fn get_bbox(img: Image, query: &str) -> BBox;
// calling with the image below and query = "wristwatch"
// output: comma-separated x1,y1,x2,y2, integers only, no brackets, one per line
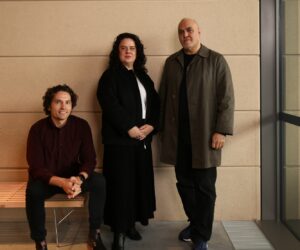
78,174,86,183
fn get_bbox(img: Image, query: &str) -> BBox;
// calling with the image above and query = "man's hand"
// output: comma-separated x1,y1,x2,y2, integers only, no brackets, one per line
211,133,226,150
59,178,75,197
60,177,81,199
68,176,82,199
49,176,82,198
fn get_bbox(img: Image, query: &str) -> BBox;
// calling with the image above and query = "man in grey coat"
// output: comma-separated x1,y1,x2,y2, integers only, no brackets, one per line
159,18,234,250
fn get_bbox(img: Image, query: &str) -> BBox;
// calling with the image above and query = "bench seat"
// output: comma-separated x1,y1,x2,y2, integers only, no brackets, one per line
0,182,85,208
0,181,86,246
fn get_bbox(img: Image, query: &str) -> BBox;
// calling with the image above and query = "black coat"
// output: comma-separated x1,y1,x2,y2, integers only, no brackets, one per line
97,65,160,146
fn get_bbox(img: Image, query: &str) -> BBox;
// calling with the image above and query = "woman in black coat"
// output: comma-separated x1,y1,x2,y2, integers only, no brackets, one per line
97,33,160,250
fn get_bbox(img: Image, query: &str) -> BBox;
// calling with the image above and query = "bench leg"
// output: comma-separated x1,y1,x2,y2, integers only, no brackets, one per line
53,208,59,247
53,208,75,247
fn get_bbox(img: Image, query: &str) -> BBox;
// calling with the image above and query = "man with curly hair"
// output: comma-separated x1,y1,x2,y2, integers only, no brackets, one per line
26,84,106,250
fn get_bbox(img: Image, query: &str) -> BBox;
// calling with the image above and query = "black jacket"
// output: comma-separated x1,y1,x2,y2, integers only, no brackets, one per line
97,65,160,145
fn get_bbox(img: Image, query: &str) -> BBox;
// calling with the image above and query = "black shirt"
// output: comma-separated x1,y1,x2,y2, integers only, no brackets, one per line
177,53,196,167
178,53,196,145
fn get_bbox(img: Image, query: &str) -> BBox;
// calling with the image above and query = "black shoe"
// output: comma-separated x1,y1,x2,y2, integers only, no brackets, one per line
35,240,47,250
126,226,142,240
178,224,192,242
193,240,208,250
112,233,125,250
89,229,107,250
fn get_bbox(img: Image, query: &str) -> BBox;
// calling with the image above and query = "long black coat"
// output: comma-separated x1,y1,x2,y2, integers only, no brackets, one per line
97,65,160,146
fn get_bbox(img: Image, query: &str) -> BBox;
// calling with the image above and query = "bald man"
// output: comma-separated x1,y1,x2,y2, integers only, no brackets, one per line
159,18,234,250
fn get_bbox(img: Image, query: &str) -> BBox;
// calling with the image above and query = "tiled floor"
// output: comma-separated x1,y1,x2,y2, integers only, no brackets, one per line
0,220,235,250
223,221,274,250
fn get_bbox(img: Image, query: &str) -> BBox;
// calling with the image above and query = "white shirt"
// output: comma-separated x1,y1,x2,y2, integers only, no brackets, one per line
136,77,147,119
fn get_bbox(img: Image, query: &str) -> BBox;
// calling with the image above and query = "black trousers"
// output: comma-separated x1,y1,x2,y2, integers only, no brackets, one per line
175,166,217,242
176,142,217,242
26,172,106,242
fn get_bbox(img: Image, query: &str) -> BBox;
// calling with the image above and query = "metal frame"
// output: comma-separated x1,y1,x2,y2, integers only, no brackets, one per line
260,0,278,221
279,112,300,126
260,0,300,222
278,0,285,225
278,0,300,240
258,0,300,247
53,208,75,247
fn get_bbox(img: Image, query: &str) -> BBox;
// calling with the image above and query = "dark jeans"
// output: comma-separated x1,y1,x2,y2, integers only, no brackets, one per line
26,172,106,242
175,163,217,242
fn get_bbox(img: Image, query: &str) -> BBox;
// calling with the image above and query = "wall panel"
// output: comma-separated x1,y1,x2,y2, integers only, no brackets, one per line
154,166,260,220
0,112,102,169
0,57,105,112
0,56,259,112
0,0,259,56
222,111,260,166
0,111,259,170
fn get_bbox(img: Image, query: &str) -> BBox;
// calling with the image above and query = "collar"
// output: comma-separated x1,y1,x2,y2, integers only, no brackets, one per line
175,44,209,66
196,44,210,58
47,115,71,130
120,64,134,73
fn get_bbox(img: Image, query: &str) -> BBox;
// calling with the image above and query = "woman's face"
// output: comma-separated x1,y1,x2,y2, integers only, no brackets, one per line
118,38,137,70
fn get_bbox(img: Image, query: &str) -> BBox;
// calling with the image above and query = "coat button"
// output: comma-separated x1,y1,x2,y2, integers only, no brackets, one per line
172,94,176,99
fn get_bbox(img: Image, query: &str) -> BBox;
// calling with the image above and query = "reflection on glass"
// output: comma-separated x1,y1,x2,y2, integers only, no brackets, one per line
283,123,300,239
283,0,300,115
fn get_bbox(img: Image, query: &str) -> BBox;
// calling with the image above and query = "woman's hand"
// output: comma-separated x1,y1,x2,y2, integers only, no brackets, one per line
128,126,145,140
139,124,154,138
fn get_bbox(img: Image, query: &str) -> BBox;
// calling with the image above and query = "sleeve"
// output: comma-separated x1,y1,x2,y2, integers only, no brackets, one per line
97,70,136,134
27,125,53,184
78,120,97,175
158,61,169,132
215,55,235,135
146,74,160,133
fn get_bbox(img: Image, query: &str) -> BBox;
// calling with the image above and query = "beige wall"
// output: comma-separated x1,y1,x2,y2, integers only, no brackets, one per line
0,0,260,220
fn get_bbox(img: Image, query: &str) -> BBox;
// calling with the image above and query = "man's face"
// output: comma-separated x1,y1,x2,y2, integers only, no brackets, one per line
49,91,72,127
178,19,200,54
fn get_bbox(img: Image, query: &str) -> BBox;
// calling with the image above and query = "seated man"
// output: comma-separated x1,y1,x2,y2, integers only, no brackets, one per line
26,84,106,250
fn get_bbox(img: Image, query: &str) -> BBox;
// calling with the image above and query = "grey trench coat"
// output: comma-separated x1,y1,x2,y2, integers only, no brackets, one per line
159,45,234,169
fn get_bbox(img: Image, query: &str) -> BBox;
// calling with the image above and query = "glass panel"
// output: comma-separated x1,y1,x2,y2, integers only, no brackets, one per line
283,0,300,115
283,122,300,239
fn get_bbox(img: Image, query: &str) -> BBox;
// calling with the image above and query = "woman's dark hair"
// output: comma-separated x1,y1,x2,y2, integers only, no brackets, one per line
109,32,147,72
43,84,78,115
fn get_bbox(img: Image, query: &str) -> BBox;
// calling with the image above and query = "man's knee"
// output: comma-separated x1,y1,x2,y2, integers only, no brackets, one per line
26,180,47,201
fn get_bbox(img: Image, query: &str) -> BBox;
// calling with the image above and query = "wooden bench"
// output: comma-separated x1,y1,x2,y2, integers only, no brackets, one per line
0,181,86,246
